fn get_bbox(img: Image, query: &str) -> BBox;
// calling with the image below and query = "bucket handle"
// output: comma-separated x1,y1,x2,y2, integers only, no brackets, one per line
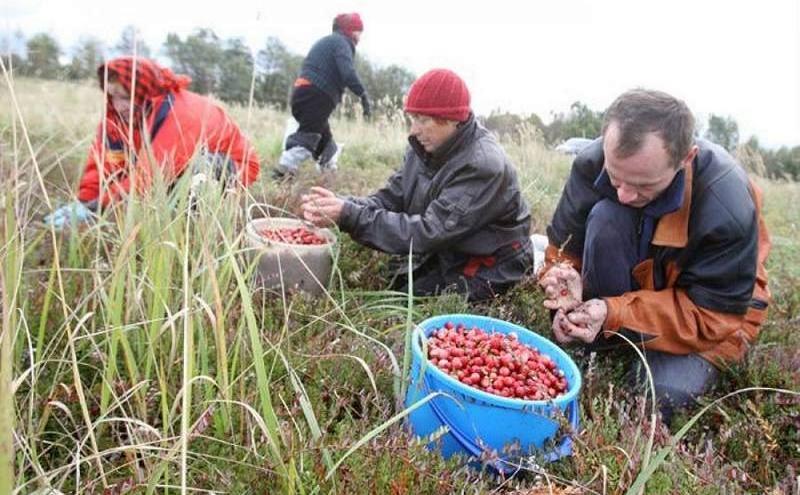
247,202,300,223
423,381,506,472
247,202,325,234
422,373,579,475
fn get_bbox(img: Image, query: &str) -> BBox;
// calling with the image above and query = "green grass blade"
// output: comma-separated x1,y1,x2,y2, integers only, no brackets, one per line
324,391,450,481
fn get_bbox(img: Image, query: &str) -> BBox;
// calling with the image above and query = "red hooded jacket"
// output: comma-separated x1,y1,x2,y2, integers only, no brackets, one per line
77,58,259,205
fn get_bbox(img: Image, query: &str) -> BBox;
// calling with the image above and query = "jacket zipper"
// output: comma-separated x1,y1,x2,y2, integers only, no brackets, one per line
636,210,645,236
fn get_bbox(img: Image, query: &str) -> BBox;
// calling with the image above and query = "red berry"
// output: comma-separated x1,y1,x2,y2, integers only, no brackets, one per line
260,226,328,245
427,324,568,401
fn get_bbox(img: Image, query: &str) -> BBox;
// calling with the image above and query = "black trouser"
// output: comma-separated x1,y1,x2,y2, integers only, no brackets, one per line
391,239,534,302
391,259,513,302
289,85,336,161
583,198,719,424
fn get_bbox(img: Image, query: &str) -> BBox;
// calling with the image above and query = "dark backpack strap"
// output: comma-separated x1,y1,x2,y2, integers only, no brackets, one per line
104,93,173,155
149,92,174,141
106,138,125,150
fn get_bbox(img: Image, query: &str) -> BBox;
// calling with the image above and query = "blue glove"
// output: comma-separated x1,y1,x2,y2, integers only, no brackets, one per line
43,201,93,230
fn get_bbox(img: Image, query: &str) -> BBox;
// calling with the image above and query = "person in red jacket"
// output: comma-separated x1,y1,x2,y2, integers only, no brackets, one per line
45,57,260,228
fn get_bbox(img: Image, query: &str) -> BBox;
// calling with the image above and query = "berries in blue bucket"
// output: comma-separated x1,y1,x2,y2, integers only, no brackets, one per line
427,322,568,401
406,314,581,474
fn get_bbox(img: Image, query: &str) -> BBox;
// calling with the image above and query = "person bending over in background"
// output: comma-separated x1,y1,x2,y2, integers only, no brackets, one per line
272,13,371,181
44,56,260,229
538,89,771,424
300,69,534,301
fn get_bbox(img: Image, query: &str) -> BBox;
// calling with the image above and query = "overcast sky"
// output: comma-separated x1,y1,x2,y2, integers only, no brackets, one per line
4,0,799,147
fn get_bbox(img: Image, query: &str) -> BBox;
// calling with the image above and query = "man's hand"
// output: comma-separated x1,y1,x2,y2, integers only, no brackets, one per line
539,263,583,312
43,201,94,230
360,94,372,119
301,186,344,227
558,299,607,344
551,309,574,344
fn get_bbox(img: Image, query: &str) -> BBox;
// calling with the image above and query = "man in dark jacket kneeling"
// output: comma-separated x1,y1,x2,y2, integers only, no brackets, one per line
301,68,534,301
539,88,771,423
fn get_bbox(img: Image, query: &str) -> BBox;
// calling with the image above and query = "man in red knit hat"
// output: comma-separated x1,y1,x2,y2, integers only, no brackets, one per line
301,68,533,301
272,13,371,180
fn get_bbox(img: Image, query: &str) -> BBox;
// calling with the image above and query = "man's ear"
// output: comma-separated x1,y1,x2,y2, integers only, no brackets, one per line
681,144,699,168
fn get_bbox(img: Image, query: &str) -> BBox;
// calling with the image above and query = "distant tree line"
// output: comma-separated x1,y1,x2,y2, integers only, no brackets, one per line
697,114,799,180
2,26,415,113
3,27,798,179
482,101,604,146
483,103,799,180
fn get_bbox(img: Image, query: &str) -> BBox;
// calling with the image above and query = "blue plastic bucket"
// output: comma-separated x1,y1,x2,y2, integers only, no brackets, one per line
405,314,581,473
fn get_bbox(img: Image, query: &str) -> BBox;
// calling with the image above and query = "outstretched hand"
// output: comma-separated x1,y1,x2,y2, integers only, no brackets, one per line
43,201,94,231
301,186,344,227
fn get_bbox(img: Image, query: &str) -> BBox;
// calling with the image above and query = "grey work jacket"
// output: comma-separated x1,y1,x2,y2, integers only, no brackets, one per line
339,115,533,287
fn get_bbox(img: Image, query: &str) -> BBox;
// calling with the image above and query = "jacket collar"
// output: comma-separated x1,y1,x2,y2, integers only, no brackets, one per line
408,113,476,169
652,160,693,248
334,31,356,53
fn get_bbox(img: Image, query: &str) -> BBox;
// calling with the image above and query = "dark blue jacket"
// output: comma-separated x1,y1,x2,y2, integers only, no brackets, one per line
546,138,771,364
299,32,366,103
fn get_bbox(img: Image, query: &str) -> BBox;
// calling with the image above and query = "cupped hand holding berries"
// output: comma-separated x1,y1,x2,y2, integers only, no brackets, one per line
551,299,607,344
550,309,573,344
539,262,583,312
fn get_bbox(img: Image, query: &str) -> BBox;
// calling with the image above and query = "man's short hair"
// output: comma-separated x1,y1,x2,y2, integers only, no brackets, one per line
602,89,695,168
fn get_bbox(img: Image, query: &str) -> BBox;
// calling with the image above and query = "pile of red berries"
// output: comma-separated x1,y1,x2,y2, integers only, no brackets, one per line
426,322,568,401
260,227,328,245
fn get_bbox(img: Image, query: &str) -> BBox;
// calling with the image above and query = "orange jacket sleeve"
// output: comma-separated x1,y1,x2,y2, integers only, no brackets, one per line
603,288,755,362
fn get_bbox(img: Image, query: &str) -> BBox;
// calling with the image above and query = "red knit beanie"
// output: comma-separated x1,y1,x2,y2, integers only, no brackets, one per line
334,13,364,40
404,69,471,122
